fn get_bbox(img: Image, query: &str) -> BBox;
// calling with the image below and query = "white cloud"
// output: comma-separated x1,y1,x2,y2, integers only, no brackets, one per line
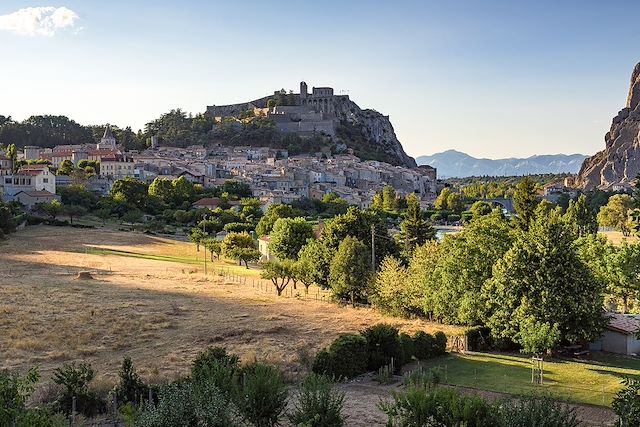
0,6,79,37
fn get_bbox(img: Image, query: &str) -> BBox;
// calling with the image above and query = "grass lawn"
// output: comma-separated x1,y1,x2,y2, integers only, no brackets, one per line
417,352,640,406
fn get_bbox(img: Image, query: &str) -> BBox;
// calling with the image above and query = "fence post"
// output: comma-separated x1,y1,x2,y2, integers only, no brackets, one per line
112,396,118,426
71,395,76,425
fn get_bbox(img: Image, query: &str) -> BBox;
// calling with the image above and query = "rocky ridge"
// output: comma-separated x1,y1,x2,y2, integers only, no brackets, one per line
577,62,640,189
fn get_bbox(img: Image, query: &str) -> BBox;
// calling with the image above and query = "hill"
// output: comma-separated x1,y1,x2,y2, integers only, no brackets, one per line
416,150,587,178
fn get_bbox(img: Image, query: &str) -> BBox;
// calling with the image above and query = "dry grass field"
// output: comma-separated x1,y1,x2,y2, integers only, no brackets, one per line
0,225,461,385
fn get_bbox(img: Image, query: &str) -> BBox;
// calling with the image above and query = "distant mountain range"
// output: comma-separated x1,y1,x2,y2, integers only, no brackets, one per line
416,150,588,178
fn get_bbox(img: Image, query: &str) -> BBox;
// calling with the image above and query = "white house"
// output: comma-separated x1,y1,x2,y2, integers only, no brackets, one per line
258,236,275,261
590,313,640,356
1,164,56,199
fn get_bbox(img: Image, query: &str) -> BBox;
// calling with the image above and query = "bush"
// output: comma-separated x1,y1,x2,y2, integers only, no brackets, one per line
398,333,415,365
466,326,494,351
412,331,434,360
612,378,640,427
136,382,196,427
361,324,402,372
288,374,346,427
52,362,104,417
447,214,461,222
433,331,447,355
403,367,440,389
114,356,147,406
380,386,496,427
234,363,288,427
191,346,240,400
495,394,580,427
312,334,368,379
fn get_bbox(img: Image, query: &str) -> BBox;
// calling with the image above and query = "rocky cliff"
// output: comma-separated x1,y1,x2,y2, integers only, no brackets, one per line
207,89,417,168
577,62,640,189
333,99,417,168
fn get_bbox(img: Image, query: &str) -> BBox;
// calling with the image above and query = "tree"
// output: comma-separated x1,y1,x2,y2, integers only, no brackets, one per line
62,204,87,224
189,227,206,252
329,237,370,305
57,159,74,176
110,177,149,210
58,184,97,209
598,194,634,236
203,238,222,261
321,207,398,269
469,201,493,218
428,211,514,325
434,188,452,211
371,256,408,316
261,259,295,296
512,177,539,231
483,208,606,353
612,378,640,427
255,204,299,236
564,194,597,237
398,193,436,254
240,197,263,224
5,143,16,172
221,232,259,268
36,199,62,219
382,186,397,211
269,217,314,260
148,178,175,206
606,241,640,313
297,239,332,289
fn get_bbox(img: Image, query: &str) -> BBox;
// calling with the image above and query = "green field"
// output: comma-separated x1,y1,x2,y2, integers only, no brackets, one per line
416,352,640,406
81,247,264,278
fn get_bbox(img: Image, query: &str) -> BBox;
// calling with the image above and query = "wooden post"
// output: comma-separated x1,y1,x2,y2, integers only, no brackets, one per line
71,395,76,425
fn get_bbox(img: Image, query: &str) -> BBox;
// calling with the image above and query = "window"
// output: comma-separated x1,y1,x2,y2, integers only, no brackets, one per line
43,178,48,183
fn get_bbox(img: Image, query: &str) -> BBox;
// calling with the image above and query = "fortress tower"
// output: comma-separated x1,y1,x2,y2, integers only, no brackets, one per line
300,81,308,99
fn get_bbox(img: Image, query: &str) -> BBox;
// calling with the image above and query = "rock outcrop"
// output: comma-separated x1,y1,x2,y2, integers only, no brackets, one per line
577,62,640,189
206,83,417,168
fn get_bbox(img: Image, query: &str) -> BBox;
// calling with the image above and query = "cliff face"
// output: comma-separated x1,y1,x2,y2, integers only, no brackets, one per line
333,98,417,168
577,63,640,189
207,91,417,168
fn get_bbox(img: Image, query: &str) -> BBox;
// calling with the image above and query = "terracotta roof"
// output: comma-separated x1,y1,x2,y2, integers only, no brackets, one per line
607,312,640,335
258,236,270,242
192,197,220,206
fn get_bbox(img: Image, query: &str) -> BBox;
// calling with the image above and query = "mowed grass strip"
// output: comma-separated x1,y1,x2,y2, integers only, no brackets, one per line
81,247,263,277
418,352,640,406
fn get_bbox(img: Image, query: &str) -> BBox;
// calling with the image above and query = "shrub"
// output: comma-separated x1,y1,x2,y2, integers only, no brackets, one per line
52,362,104,417
0,368,40,425
193,380,237,427
398,333,415,365
403,367,440,389
361,324,402,372
288,374,346,427
412,331,434,360
312,334,368,379
612,378,640,427
433,331,447,355
191,346,239,397
447,214,461,222
466,326,493,351
136,382,196,427
495,394,580,427
114,356,147,406
234,363,288,427
380,386,496,427
311,350,331,377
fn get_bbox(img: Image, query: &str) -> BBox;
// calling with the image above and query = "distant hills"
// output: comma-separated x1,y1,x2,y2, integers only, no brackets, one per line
416,150,588,178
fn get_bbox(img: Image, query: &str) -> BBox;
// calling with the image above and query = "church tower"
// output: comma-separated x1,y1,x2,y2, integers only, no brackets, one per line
98,124,117,150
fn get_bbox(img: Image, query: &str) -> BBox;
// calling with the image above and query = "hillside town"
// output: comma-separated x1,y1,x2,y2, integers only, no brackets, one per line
0,125,438,210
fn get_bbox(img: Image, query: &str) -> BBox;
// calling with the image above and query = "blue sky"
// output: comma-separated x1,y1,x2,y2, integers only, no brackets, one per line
1,1,639,158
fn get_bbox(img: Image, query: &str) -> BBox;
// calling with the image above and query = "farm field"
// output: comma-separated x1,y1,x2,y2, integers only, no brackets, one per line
0,225,460,382
0,225,636,426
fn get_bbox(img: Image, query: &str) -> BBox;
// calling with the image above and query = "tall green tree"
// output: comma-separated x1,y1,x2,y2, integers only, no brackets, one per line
512,177,539,231
469,201,493,218
110,177,149,210
261,259,295,296
329,237,370,305
598,194,634,236
382,186,397,212
320,207,398,269
255,204,299,237
483,208,606,353
398,193,436,254
428,211,514,325
297,239,332,289
221,232,259,268
606,241,640,313
269,217,314,260
564,194,597,237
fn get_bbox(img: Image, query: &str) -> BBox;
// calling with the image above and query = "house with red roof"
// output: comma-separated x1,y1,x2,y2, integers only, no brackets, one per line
590,312,640,355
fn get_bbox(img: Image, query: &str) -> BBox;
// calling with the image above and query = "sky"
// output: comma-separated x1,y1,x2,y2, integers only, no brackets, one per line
1,1,640,159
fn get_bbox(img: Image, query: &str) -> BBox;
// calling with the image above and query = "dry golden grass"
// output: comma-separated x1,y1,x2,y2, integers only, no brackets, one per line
0,225,462,385
600,230,639,245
